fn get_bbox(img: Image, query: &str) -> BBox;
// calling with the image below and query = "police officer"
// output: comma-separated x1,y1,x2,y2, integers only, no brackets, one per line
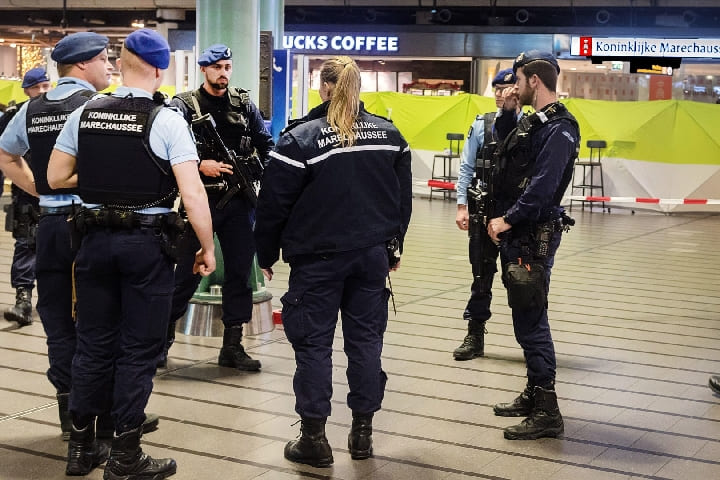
161,43,274,370
49,28,215,478
488,50,580,440
1,68,50,326
0,32,114,440
453,68,521,361
255,56,412,467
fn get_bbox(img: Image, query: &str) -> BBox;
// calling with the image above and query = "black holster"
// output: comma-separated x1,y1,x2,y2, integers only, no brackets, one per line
502,259,547,310
4,202,39,245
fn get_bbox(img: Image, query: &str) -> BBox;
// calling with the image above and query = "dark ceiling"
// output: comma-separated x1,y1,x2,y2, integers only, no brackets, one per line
0,4,718,48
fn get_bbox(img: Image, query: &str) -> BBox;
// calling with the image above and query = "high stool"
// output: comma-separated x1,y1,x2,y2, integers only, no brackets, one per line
430,132,463,200
570,140,606,212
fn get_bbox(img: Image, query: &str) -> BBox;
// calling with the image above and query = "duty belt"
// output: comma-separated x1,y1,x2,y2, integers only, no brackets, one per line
39,205,75,215
82,208,166,229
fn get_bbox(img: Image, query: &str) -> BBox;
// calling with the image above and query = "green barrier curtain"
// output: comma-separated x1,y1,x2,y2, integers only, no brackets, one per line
304,91,720,166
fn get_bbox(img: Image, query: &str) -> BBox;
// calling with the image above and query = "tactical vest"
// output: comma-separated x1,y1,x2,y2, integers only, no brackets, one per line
175,87,253,156
492,102,578,206
25,90,95,194
76,95,177,209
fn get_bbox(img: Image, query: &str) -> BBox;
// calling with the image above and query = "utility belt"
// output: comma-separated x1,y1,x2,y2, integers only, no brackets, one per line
68,207,188,261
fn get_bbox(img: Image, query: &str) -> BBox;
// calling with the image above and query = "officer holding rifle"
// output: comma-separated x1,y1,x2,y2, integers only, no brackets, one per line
162,44,274,371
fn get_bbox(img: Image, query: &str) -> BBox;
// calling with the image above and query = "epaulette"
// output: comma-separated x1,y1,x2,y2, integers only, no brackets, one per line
280,118,307,136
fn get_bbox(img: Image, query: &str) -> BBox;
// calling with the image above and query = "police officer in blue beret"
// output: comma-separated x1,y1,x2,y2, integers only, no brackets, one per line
0,31,116,442
49,28,215,479
452,67,523,361
0,68,50,327
160,43,274,371
488,50,579,440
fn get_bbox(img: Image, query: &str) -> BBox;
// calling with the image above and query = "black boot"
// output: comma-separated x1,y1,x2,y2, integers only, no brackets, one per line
453,320,486,360
493,384,534,417
96,413,160,441
103,426,176,480
66,422,109,476
57,393,73,441
284,418,333,468
4,287,33,326
348,413,373,460
503,386,564,440
217,326,261,371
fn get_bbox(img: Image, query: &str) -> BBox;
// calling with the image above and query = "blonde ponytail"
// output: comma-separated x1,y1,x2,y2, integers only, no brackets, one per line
321,56,361,147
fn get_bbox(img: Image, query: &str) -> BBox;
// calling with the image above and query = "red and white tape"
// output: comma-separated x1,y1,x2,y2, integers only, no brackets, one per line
568,196,720,205
428,182,720,206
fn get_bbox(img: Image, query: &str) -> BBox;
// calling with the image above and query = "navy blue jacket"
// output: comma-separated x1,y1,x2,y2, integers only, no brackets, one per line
494,104,579,226
255,102,412,267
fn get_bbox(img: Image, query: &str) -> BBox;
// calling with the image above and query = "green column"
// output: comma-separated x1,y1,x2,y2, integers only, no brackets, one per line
196,0,260,103
260,0,285,50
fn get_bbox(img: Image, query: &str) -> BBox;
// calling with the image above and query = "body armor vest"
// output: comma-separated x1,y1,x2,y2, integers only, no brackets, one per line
492,102,578,206
26,90,95,194
76,95,177,209
176,87,252,156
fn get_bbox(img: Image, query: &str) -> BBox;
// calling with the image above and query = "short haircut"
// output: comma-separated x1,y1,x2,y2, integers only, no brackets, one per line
521,60,558,92
56,63,73,77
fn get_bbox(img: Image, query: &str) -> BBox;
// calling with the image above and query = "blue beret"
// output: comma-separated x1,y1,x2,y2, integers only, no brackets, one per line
492,68,516,87
513,50,560,74
198,44,233,66
22,67,50,88
124,29,170,69
51,32,109,64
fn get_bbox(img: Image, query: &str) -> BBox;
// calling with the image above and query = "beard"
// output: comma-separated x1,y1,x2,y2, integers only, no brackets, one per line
519,86,535,107
208,78,229,90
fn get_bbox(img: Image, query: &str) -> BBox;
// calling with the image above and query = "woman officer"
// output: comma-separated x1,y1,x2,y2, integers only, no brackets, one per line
254,56,412,467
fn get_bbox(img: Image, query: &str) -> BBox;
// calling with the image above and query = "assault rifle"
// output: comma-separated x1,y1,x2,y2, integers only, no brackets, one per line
191,113,264,209
467,142,498,276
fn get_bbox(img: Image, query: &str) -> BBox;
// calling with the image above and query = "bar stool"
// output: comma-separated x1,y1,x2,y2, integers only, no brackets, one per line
430,132,463,200
570,140,606,212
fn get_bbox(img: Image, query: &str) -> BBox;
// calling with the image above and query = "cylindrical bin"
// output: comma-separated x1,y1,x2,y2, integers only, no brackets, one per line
175,234,274,337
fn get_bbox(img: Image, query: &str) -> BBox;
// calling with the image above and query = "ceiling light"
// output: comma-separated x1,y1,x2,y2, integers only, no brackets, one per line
131,20,145,28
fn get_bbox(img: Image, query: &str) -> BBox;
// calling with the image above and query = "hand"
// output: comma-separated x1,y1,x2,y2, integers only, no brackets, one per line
193,248,216,276
199,159,233,177
261,267,273,281
502,86,520,112
487,216,511,243
456,205,469,231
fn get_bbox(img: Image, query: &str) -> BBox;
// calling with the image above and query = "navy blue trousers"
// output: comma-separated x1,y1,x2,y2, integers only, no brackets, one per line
464,229,499,329
10,187,38,289
499,230,562,388
282,244,390,419
70,228,173,432
171,193,255,326
35,214,77,393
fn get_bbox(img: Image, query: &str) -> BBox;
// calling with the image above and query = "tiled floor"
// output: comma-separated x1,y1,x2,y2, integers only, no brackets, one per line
1,197,719,479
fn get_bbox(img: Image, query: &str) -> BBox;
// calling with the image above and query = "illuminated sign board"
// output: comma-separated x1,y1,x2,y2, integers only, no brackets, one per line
283,35,399,52
571,36,720,58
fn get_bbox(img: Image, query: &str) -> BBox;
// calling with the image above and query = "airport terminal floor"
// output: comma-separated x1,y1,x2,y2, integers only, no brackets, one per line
1,196,719,480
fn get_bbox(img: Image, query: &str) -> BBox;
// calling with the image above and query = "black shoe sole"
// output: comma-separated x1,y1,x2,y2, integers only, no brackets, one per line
503,426,564,440
103,465,177,480
349,448,373,460
493,409,532,417
4,311,32,326
284,453,334,468
217,357,261,372
453,351,484,361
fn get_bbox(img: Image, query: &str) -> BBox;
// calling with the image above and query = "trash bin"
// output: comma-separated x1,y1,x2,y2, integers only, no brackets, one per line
175,234,274,337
